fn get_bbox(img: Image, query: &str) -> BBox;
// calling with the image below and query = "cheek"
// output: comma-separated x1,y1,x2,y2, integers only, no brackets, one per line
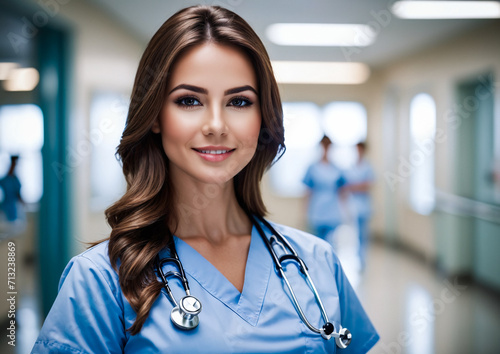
160,108,194,144
239,113,262,148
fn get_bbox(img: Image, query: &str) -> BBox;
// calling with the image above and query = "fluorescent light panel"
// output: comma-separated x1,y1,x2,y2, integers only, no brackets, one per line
266,23,376,47
0,62,19,80
392,1,500,19
271,61,370,85
3,68,40,91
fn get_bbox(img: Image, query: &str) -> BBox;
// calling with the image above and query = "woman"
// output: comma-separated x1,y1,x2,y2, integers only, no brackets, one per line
303,136,347,240
33,6,379,353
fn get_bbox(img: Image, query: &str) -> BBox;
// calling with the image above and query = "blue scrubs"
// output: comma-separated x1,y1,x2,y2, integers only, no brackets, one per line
345,158,374,269
303,161,346,240
32,220,379,353
0,174,21,221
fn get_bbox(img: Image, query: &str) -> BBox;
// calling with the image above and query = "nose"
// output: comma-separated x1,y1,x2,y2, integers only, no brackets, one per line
202,106,228,136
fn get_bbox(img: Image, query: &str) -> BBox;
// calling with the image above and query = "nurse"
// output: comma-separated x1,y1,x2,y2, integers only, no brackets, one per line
303,136,347,241
344,142,375,271
32,6,379,353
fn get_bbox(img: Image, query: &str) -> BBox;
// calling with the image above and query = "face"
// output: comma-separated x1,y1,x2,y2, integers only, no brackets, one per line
357,145,365,158
152,43,261,186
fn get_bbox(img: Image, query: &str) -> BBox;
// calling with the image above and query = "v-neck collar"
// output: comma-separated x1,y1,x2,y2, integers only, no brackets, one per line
172,224,273,326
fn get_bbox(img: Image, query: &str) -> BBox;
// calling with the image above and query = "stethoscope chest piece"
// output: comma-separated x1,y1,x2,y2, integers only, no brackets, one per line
170,295,202,330
335,327,352,349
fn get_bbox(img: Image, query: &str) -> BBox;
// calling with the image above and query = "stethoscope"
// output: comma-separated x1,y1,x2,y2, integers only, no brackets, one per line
154,214,352,349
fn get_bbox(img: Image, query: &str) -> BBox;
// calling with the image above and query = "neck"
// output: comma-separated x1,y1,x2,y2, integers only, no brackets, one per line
170,176,251,245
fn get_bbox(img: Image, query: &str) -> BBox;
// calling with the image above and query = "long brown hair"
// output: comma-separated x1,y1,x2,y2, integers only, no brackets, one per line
104,5,285,334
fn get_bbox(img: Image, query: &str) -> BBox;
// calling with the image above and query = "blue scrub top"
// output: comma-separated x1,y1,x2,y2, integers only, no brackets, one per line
0,174,21,221
345,159,374,219
303,161,346,229
32,220,379,353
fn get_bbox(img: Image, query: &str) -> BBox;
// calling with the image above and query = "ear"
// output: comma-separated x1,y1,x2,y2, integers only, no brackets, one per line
151,118,161,133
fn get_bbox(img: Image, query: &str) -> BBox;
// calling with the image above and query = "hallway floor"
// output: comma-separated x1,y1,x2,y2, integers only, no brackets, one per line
356,241,500,354
2,237,500,353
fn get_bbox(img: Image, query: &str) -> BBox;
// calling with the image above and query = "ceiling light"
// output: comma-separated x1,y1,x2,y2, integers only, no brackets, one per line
271,61,370,85
3,68,40,91
391,1,500,19
266,23,376,47
0,63,19,81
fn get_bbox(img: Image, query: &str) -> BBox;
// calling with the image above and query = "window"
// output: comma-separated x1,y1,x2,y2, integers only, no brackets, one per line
323,102,367,169
269,101,367,197
89,92,128,210
409,93,436,215
270,102,323,197
0,104,44,204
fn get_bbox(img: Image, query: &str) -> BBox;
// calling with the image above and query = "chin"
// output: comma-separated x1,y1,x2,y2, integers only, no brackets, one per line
200,171,238,185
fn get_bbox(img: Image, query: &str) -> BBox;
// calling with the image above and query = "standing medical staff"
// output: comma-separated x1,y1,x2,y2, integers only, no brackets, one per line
303,136,347,241
0,155,23,222
32,6,379,353
344,142,375,270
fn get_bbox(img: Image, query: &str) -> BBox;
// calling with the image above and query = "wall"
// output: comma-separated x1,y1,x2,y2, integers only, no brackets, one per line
266,20,500,288
371,21,500,287
13,0,145,252
54,1,145,252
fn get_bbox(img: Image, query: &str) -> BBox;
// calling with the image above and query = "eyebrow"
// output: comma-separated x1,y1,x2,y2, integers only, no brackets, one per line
169,84,258,96
224,85,258,96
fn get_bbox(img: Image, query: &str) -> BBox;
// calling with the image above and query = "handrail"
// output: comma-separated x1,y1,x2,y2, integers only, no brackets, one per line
434,190,500,225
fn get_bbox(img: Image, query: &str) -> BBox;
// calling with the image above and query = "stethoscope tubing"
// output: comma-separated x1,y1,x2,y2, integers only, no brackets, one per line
154,214,351,347
251,215,332,334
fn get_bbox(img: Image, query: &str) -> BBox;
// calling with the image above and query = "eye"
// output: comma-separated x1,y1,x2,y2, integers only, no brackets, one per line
175,96,202,107
229,96,253,108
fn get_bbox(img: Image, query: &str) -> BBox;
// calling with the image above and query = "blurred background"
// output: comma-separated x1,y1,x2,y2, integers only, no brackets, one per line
1,0,500,353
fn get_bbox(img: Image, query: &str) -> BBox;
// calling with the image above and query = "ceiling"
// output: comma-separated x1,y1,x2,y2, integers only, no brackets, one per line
87,0,496,69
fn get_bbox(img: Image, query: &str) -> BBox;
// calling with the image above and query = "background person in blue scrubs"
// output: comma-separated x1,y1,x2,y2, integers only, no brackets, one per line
0,155,23,222
33,6,379,353
343,142,375,271
0,155,26,237
303,136,347,241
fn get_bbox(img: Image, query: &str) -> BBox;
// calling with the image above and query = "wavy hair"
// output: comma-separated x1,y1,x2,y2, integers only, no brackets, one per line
103,5,285,334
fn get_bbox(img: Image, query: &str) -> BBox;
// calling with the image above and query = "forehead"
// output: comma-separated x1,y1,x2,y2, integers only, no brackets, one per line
167,43,258,91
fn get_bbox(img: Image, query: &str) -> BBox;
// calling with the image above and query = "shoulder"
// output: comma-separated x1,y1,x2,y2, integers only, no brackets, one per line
306,161,324,172
61,241,120,297
76,240,113,267
68,240,113,273
270,222,326,248
361,158,374,170
267,221,340,268
304,163,316,175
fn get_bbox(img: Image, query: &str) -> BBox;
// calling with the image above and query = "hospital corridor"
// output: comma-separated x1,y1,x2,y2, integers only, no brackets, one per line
1,1,500,353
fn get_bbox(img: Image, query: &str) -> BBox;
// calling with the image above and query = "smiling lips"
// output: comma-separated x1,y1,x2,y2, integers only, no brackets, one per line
192,146,236,162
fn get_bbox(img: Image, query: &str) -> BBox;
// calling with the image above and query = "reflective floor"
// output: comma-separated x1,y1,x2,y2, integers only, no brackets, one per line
355,242,500,354
2,232,500,354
